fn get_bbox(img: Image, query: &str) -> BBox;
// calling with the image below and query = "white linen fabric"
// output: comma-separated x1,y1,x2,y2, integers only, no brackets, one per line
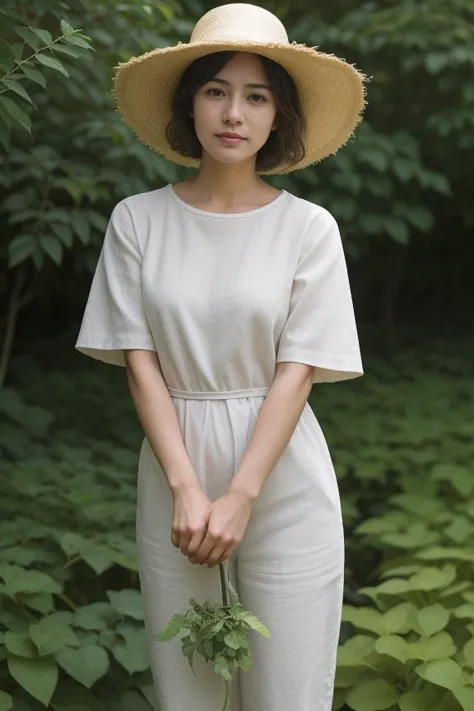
76,183,363,711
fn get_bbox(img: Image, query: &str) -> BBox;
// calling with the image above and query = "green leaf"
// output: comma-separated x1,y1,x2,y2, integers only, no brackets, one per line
51,223,73,248
36,54,69,77
409,566,456,592
346,679,398,711
107,589,144,621
417,605,450,637
453,686,474,711
29,616,78,656
40,235,63,265
455,604,474,620
14,26,41,50
440,582,473,598
342,606,383,635
1,79,33,104
52,44,82,59
235,611,270,638
415,658,464,691
154,614,185,642
383,603,417,634
86,210,107,232
364,578,412,597
0,564,62,595
48,680,106,711
57,645,109,688
0,692,12,711
74,602,119,631
81,550,113,575
224,631,241,650
60,20,75,34
111,635,149,674
463,638,474,667
431,465,471,495
21,65,46,88
375,635,409,663
213,655,232,681
8,654,58,706
0,95,31,133
72,210,91,244
408,632,456,662
4,631,37,658
425,53,449,74
384,216,409,244
429,173,451,196
392,157,414,182
30,27,53,45
404,205,434,232
63,35,92,50
337,635,376,667
361,148,389,172
0,114,11,150
418,547,474,563
445,515,472,543
399,689,439,711
58,531,88,556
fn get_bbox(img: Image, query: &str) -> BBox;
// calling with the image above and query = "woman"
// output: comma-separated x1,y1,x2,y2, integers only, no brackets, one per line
76,3,366,710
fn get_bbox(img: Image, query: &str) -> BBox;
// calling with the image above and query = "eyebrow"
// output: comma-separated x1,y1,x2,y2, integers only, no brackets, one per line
210,76,271,91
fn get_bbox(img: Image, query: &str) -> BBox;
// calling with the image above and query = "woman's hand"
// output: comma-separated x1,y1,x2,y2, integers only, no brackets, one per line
171,483,213,559
190,489,254,567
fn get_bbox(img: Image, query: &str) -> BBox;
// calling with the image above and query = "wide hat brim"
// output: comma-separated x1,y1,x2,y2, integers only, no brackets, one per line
114,39,367,175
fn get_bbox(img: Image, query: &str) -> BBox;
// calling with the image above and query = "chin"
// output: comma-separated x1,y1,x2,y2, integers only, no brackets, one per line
205,146,257,166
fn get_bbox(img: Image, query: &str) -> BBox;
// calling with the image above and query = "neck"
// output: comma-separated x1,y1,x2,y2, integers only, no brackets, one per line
189,153,265,203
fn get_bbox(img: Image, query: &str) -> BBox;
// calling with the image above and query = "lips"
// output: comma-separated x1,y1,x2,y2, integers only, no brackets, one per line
216,132,245,139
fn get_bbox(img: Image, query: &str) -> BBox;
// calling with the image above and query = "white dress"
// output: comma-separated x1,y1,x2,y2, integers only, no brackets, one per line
76,183,363,711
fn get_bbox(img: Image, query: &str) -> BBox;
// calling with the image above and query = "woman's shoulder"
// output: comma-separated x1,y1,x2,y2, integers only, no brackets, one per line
283,190,338,230
116,184,170,215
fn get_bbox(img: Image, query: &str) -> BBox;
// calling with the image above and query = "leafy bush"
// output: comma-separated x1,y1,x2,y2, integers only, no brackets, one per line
324,343,474,710
0,353,154,709
1,339,474,708
335,473,474,710
0,449,156,709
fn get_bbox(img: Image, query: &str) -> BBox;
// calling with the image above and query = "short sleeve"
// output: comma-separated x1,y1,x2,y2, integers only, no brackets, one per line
75,200,156,367
276,208,363,383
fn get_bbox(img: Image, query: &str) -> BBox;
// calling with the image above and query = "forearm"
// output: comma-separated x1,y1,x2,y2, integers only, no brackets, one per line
123,350,199,494
228,362,315,502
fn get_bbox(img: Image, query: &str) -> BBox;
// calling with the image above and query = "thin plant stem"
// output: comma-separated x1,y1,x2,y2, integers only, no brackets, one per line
222,679,232,711
219,561,229,607
1,33,77,82
219,562,233,711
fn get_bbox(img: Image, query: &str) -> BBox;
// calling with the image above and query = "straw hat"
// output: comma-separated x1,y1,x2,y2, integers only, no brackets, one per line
114,3,367,174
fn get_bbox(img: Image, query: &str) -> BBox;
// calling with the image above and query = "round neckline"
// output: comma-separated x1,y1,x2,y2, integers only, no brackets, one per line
167,183,288,218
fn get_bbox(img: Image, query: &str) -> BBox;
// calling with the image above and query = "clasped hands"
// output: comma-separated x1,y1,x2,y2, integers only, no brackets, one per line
171,482,254,567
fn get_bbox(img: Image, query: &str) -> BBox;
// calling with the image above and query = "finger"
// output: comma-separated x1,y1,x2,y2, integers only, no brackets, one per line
206,540,236,567
194,532,217,564
187,529,207,560
171,523,180,548
178,531,192,557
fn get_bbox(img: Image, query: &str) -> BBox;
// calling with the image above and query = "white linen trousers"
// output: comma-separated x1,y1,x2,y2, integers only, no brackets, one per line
76,185,363,711
137,394,345,711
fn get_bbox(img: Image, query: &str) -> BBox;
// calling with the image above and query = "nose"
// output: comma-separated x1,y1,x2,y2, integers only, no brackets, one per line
223,94,244,125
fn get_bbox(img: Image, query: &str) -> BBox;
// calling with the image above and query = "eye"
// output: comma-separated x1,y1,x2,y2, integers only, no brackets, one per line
248,93,268,103
205,87,224,97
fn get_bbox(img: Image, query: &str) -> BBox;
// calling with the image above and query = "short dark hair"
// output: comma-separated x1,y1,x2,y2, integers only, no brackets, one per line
165,51,306,172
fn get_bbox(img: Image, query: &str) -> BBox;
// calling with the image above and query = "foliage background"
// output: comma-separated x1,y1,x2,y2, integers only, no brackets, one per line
1,0,473,709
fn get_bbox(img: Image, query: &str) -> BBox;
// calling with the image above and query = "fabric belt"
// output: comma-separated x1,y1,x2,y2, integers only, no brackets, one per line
167,386,270,400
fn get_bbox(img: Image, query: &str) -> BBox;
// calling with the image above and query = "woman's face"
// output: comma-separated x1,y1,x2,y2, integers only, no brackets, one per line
192,52,277,167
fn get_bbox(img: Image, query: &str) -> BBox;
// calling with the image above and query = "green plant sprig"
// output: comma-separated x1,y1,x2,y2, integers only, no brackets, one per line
154,561,270,711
